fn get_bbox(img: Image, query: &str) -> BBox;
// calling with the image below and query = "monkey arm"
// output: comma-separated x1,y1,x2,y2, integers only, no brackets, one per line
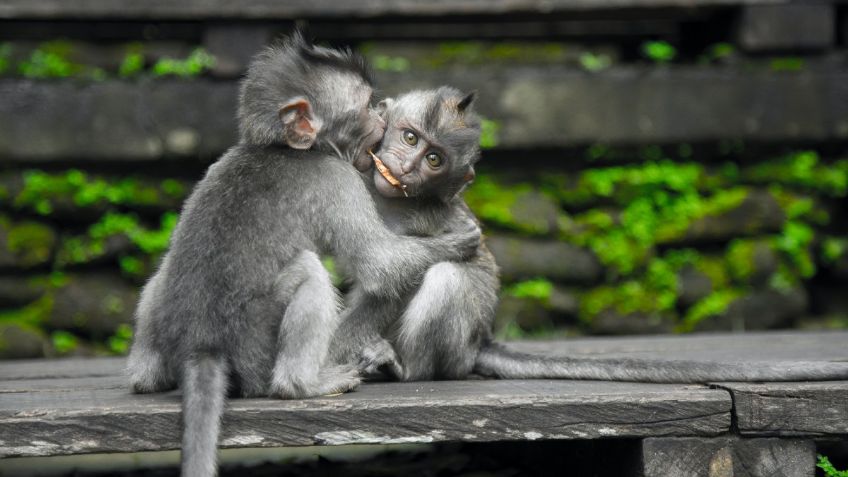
312,161,482,300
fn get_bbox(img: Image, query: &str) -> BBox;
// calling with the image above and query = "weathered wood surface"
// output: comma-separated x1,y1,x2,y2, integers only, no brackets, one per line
0,376,730,457
508,331,848,366
713,381,848,437
642,437,816,477
1,331,845,457
0,0,794,20
3,67,848,161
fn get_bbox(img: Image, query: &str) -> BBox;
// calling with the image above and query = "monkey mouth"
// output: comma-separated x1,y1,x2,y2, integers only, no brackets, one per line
369,150,408,197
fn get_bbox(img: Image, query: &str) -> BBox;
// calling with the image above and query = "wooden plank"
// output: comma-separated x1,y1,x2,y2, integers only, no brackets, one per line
642,437,815,477
0,358,124,381
507,331,848,363
0,378,731,457
736,4,836,52
3,66,848,162
712,381,848,437
0,0,791,20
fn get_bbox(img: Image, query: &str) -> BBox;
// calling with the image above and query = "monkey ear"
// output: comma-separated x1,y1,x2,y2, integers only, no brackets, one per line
279,97,321,150
463,166,476,183
376,98,394,116
457,91,476,112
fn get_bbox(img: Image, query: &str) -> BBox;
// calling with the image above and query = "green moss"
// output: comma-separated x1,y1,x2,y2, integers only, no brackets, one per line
822,237,847,264
372,54,410,72
17,41,105,80
579,280,670,323
0,43,11,75
770,57,804,72
725,239,757,283
57,211,177,267
479,119,500,149
0,294,54,327
119,44,145,78
744,151,848,197
505,278,553,302
106,323,133,355
773,220,816,279
817,454,848,477
14,169,187,215
641,41,676,63
698,43,735,64
119,255,145,276
3,217,56,267
152,48,216,78
464,176,554,235
679,288,744,331
578,52,612,72
51,330,78,354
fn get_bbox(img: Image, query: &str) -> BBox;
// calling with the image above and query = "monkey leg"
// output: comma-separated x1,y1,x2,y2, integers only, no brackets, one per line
269,250,360,399
329,286,405,378
127,328,177,393
394,262,494,381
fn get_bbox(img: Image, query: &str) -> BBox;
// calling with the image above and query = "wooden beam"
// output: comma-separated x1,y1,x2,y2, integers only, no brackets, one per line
0,377,730,457
0,0,792,21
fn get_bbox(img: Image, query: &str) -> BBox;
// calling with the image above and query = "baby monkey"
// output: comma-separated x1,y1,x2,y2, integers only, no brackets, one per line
127,36,480,477
332,87,848,384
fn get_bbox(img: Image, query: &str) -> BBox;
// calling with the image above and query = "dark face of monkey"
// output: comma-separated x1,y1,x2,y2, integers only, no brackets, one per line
371,87,481,203
238,31,386,170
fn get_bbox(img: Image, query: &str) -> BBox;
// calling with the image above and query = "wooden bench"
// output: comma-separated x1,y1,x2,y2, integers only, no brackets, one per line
1,330,846,476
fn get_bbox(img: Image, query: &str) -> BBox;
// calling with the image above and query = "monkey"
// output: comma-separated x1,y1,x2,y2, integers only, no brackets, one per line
330,86,848,384
126,35,481,477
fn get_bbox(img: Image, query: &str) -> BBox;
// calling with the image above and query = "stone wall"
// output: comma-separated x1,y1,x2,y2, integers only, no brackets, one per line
0,1,846,358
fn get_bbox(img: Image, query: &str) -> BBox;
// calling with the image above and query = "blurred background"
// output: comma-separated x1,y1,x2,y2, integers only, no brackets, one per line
0,0,847,361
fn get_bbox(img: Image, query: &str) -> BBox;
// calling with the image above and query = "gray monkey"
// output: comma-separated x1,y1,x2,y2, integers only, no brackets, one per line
127,36,480,477
332,86,848,384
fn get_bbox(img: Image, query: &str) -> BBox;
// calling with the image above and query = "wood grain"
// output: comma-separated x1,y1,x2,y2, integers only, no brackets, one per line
0,378,730,457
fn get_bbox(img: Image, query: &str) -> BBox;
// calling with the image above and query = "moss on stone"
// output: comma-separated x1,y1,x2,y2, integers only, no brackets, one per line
3,218,56,267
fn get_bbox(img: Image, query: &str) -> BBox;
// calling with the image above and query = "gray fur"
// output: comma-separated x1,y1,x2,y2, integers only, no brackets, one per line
330,87,498,380
333,87,848,385
128,37,480,477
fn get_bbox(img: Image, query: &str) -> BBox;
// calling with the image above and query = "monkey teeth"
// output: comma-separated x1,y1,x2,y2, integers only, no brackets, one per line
368,150,408,197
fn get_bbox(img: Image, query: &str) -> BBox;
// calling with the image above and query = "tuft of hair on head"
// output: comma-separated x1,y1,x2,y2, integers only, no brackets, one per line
237,28,373,148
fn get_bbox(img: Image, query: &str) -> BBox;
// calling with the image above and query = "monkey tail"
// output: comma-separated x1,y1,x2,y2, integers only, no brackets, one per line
473,341,848,383
181,352,229,477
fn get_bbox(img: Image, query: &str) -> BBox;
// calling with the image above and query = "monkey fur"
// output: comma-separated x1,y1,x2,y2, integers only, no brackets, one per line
127,36,481,477
332,86,848,384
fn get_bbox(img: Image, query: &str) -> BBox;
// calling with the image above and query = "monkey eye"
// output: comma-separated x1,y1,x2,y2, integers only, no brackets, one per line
425,152,443,168
402,129,418,146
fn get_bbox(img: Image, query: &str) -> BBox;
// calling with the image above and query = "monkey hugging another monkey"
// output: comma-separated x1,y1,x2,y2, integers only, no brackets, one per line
127,31,848,477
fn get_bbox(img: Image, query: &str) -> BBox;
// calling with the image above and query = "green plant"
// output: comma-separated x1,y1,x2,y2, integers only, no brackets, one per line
506,278,554,302
372,54,410,72
480,119,501,149
152,48,216,78
119,47,145,78
14,169,187,215
770,57,804,72
680,288,744,331
641,41,676,63
0,43,11,74
822,237,847,264
817,454,848,477
699,43,735,63
107,324,133,355
51,330,79,354
579,52,611,72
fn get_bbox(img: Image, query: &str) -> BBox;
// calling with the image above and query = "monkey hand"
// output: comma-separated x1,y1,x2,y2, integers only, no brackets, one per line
444,215,482,260
358,338,403,380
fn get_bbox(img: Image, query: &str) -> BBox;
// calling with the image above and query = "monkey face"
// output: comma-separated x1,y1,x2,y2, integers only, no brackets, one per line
371,90,480,202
